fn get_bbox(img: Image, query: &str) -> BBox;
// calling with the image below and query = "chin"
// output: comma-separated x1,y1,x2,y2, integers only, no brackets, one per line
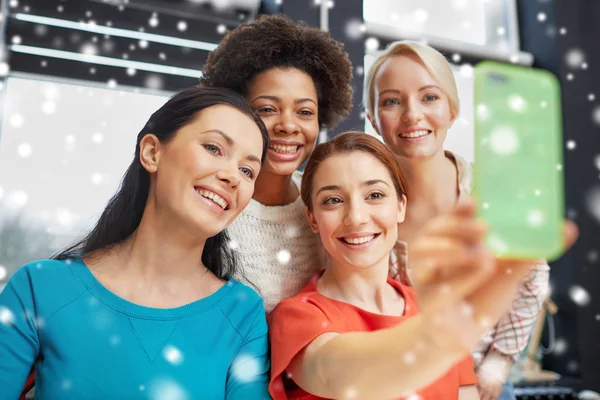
265,162,302,177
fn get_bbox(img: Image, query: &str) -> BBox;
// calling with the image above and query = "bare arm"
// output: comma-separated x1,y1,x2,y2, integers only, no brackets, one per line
288,315,468,400
459,385,481,400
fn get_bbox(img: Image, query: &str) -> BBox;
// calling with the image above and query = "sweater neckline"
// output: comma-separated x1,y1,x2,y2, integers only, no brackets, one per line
71,259,236,320
241,172,307,222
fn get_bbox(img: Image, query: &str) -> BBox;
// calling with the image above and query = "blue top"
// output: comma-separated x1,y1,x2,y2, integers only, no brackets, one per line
0,259,270,399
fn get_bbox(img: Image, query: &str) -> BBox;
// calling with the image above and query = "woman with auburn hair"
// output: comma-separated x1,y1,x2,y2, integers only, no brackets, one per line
267,132,578,400
200,14,354,313
364,40,554,400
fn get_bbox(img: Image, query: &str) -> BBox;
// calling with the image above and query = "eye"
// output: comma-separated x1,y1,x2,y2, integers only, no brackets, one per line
382,98,400,106
240,167,255,179
299,109,314,116
423,94,439,102
203,144,222,155
323,196,342,205
368,192,386,200
257,106,276,114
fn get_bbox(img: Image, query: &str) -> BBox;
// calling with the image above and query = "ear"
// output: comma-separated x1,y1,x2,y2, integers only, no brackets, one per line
305,206,319,233
366,112,381,136
139,134,161,173
397,194,407,224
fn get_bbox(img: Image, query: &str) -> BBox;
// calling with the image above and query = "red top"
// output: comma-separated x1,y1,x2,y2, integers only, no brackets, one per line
268,272,477,400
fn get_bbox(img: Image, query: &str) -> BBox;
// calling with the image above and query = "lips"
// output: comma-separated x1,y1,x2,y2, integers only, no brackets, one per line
194,187,230,210
267,141,304,162
341,235,376,244
269,144,299,154
399,129,431,139
338,233,381,246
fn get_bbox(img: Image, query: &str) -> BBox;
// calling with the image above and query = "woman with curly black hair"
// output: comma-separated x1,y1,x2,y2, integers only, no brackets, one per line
200,14,354,312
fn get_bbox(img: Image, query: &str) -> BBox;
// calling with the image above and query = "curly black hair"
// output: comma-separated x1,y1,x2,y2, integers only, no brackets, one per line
200,15,354,130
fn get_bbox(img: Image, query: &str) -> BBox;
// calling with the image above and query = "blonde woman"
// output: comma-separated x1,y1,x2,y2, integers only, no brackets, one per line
364,41,550,400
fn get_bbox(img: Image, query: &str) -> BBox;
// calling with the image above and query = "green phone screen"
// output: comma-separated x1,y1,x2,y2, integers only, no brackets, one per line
473,61,564,260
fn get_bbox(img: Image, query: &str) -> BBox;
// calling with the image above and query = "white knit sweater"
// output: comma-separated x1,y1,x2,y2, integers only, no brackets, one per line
227,172,325,313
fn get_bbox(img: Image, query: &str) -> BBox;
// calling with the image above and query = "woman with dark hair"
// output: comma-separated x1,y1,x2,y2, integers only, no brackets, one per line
200,14,354,313
0,87,272,399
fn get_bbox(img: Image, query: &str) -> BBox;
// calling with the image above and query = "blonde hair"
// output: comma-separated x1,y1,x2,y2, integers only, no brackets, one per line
364,41,460,120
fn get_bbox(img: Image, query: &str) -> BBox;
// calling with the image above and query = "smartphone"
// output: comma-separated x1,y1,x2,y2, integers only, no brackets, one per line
473,61,564,261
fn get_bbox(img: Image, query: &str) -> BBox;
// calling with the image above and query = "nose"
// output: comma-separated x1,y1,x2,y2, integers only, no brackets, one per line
215,161,241,188
274,110,300,136
343,197,369,227
401,98,424,124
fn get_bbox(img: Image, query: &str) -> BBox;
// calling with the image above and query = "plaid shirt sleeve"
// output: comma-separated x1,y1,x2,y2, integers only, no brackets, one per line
473,261,550,365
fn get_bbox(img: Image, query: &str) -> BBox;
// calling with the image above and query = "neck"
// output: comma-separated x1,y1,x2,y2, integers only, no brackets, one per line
318,256,391,311
253,170,299,206
396,150,457,211
106,201,209,281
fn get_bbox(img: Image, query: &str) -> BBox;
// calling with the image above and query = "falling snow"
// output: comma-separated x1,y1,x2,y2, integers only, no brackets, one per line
277,250,291,264
231,354,261,383
17,143,33,158
177,21,188,32
145,75,164,90
0,306,15,325
163,345,184,365
508,94,527,112
92,132,105,143
149,379,189,400
553,337,568,355
586,185,600,224
149,14,159,28
527,209,545,227
489,126,519,155
414,8,429,23
592,106,600,126
569,285,591,306
345,19,365,40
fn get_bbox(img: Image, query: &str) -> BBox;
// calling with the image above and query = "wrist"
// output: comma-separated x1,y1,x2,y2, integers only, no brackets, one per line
477,350,515,383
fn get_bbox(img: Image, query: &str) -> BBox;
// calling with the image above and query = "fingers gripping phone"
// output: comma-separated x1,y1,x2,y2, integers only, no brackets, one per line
473,61,565,260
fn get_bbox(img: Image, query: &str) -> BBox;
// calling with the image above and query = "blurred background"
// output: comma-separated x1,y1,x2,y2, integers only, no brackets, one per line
0,0,598,397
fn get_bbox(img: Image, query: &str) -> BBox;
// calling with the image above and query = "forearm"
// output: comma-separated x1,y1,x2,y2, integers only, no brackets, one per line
306,315,466,400
477,349,514,383
487,262,550,362
459,385,480,400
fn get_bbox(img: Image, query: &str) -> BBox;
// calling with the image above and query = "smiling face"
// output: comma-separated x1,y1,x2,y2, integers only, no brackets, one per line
246,67,320,177
306,151,406,270
142,104,264,238
369,55,455,160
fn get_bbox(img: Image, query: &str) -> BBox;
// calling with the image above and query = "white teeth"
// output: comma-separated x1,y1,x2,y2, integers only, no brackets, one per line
399,130,429,139
342,235,375,245
270,144,299,153
197,189,228,210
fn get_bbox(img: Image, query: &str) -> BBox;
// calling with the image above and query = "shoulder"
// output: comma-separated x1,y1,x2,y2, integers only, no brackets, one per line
2,259,87,316
218,280,267,338
8,259,82,290
387,277,419,313
445,150,473,194
292,170,304,184
268,290,333,329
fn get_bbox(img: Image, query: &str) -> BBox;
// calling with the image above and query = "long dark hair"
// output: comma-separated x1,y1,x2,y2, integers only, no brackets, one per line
54,87,269,280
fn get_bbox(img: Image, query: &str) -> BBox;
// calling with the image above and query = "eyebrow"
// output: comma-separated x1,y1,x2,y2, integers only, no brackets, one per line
202,129,261,164
378,85,442,96
315,179,390,196
250,95,317,106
